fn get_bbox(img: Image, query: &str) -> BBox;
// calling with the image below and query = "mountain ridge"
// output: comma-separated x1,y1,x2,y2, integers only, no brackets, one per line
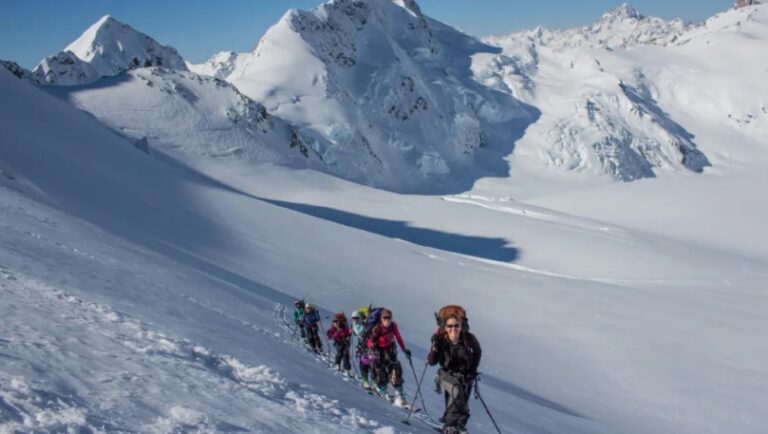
32,15,187,85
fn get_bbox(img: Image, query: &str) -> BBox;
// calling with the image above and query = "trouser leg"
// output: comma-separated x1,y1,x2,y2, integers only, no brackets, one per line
374,349,389,386
342,344,351,370
441,379,470,429
359,354,370,379
297,322,306,339
388,359,404,387
334,342,344,366
308,325,321,351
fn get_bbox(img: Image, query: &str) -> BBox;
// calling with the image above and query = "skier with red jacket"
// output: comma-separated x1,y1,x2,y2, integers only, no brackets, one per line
326,312,353,376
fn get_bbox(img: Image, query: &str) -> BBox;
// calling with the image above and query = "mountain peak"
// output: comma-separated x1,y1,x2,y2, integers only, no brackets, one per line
601,3,644,21
733,0,762,8
187,51,248,80
33,15,187,85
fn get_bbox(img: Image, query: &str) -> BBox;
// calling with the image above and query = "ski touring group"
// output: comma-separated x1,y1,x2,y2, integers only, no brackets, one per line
291,301,499,434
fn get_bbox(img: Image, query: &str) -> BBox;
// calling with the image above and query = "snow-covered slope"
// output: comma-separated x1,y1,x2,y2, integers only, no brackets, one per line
53,67,315,169
25,15,320,172
32,15,187,85
472,2,768,183
3,62,768,434
187,51,249,80
228,0,535,192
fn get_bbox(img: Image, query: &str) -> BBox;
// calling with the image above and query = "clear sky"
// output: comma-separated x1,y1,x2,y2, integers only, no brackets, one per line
0,0,731,69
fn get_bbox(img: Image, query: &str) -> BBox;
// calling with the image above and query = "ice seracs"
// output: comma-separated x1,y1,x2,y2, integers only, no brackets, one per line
474,3,734,182
32,15,187,85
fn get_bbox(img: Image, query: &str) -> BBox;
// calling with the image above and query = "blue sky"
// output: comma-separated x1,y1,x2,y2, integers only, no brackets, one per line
1,0,730,68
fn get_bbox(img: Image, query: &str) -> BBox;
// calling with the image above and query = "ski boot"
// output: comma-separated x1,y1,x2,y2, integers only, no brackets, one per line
377,384,388,397
393,385,406,407
361,378,370,389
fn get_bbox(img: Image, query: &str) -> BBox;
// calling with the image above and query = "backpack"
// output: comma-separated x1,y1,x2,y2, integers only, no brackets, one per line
355,305,370,322
435,305,469,334
362,306,384,341
334,312,348,325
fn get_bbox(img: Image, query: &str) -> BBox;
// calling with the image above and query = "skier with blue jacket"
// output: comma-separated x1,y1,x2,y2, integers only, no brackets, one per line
302,303,323,353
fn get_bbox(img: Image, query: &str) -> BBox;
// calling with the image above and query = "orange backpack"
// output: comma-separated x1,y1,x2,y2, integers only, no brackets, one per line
435,305,469,333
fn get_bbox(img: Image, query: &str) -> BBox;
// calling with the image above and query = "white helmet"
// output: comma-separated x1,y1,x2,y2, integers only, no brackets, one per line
350,310,361,319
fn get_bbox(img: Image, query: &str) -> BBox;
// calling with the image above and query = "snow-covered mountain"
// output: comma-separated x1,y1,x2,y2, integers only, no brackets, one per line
187,51,248,80
0,59,34,81
32,15,187,85
51,67,314,169
473,2,768,182
489,3,690,51
11,1,768,189
227,0,535,192
28,16,319,171
3,61,768,434
734,0,762,8
3,3,768,434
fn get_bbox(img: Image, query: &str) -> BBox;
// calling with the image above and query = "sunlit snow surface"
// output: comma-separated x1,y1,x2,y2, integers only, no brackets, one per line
2,2,768,434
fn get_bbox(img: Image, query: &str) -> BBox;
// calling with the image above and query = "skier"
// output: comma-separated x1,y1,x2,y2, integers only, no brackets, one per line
326,312,353,376
428,312,482,434
292,299,306,340
350,309,373,388
367,308,411,405
302,303,323,353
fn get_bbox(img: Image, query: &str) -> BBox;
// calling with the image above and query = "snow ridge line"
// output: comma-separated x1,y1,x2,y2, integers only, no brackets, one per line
0,268,383,433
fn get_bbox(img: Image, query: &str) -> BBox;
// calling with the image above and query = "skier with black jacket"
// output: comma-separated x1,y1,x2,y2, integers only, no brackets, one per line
428,314,482,434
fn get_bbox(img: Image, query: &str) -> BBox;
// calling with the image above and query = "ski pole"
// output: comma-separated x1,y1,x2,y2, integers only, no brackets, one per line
351,336,360,377
318,317,333,364
474,376,503,434
402,361,429,425
407,356,429,417
286,310,300,340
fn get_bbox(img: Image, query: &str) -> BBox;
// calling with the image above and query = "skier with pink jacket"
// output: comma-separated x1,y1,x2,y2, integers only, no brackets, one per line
326,312,353,376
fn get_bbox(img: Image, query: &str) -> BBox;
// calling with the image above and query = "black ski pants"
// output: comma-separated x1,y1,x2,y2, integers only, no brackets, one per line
373,346,403,387
296,320,306,339
306,323,322,352
334,341,351,370
439,370,472,429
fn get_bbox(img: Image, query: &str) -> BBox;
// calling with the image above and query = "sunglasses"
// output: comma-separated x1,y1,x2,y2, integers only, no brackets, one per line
445,324,461,329
382,316,392,320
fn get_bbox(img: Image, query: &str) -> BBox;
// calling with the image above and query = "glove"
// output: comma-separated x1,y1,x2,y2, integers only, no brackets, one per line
404,349,412,360
465,371,477,384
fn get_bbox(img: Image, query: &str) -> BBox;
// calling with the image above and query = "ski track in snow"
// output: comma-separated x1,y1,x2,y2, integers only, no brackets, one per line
439,194,740,287
0,266,386,433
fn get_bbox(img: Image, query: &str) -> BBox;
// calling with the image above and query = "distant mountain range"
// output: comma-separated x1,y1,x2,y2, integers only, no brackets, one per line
4,0,767,191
